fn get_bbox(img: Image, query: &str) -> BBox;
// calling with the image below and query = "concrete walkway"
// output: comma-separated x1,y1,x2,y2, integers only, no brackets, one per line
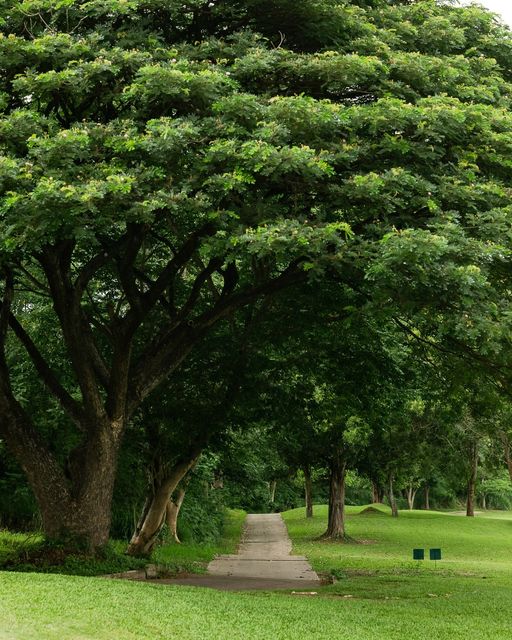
167,513,320,591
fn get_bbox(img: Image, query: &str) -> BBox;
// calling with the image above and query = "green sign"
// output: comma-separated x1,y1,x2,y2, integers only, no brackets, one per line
413,548,424,560
430,548,442,561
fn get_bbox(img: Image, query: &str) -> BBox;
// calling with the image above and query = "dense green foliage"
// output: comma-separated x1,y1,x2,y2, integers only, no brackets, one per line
1,0,512,560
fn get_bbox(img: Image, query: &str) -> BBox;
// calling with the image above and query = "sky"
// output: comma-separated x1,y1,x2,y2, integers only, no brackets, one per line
458,1,512,27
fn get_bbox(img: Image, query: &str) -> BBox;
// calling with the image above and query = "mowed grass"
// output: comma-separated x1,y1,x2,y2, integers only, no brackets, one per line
282,504,512,576
281,504,512,639
1,505,512,639
2,569,510,640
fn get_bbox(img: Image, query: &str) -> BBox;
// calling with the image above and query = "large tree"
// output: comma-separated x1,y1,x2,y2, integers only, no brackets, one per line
1,0,512,551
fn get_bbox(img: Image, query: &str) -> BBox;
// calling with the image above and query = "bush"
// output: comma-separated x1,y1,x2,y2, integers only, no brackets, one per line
0,533,147,576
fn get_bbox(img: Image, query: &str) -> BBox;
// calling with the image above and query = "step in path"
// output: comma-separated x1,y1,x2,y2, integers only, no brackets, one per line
167,513,320,591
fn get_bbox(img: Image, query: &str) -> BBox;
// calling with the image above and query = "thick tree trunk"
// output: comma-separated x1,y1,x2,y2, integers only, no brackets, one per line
322,454,347,540
423,484,430,510
127,456,198,556
0,375,122,552
303,465,313,518
388,474,398,517
466,441,478,517
406,485,417,510
11,435,120,551
44,427,121,550
0,259,130,554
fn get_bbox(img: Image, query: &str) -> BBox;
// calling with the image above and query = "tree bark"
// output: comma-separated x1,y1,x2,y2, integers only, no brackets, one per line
423,484,430,510
502,432,512,484
165,463,196,543
3,427,121,551
166,487,187,544
466,440,478,517
269,479,277,504
406,485,417,510
0,362,122,552
322,453,347,540
303,465,313,518
388,474,398,517
0,251,130,553
127,456,198,556
371,481,382,504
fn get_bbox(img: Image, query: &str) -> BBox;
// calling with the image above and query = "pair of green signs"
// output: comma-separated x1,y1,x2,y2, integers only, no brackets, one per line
413,548,442,561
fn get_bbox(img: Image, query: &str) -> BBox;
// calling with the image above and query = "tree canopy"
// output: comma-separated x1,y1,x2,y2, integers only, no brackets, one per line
1,0,512,550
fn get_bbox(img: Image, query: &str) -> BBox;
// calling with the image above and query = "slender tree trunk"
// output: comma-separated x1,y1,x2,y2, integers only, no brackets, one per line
466,441,479,517
502,432,512,484
127,456,198,556
423,484,430,510
388,474,398,517
128,479,177,557
322,453,347,540
269,479,277,504
303,465,313,518
371,481,381,504
481,494,487,510
165,464,196,543
166,487,187,544
406,485,417,510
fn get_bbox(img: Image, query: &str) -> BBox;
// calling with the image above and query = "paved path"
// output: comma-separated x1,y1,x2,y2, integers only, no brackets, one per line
167,513,320,591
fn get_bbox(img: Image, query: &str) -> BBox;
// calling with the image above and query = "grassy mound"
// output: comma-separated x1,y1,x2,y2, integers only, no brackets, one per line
357,505,387,516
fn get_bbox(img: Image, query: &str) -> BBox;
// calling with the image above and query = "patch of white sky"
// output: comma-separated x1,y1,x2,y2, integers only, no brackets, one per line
457,1,512,27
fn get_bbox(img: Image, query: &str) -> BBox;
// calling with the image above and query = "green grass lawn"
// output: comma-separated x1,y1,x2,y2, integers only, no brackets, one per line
281,504,512,639
1,505,512,639
282,504,512,576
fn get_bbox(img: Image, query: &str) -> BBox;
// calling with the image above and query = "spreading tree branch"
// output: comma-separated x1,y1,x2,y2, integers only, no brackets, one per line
8,313,86,428
126,260,306,415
